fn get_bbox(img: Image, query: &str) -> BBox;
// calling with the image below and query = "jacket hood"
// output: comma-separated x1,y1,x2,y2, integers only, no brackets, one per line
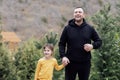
68,18,87,28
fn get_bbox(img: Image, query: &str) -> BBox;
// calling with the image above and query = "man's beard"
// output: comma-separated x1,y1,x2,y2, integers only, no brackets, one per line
75,18,83,23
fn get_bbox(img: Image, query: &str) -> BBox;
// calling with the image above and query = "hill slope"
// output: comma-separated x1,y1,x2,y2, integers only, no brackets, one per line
0,0,119,40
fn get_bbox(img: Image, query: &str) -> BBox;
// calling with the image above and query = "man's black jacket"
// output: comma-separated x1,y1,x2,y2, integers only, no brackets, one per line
59,19,102,62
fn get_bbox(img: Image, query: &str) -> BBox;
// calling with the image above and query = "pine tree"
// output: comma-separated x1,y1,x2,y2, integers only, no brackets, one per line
45,32,58,46
0,32,15,80
90,4,120,80
14,38,42,80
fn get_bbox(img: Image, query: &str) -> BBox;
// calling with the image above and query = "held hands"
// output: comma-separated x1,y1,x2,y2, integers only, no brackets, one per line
62,57,70,66
84,44,93,52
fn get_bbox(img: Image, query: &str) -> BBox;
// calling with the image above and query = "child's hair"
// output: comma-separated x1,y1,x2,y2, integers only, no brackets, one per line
43,43,54,51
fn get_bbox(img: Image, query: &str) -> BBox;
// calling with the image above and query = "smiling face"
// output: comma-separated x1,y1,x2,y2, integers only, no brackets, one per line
73,8,85,22
43,47,53,59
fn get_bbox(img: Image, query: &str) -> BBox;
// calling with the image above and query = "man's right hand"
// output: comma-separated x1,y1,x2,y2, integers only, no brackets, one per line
62,57,70,65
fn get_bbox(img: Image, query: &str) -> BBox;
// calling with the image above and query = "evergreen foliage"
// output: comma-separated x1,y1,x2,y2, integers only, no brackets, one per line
45,32,58,46
14,38,42,80
0,32,15,80
90,4,120,80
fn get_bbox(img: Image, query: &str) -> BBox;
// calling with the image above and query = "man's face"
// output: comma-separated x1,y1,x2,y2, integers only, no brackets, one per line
73,8,85,21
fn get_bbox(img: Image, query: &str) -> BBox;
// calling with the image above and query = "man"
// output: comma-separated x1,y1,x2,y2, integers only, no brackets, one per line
59,7,102,80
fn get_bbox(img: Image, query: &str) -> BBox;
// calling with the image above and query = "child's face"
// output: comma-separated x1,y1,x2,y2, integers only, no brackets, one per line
43,47,53,58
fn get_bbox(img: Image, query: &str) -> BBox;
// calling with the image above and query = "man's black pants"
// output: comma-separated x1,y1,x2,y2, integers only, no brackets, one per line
65,60,91,80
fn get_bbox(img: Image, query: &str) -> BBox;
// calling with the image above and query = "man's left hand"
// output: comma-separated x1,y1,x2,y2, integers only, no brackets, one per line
84,44,93,52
